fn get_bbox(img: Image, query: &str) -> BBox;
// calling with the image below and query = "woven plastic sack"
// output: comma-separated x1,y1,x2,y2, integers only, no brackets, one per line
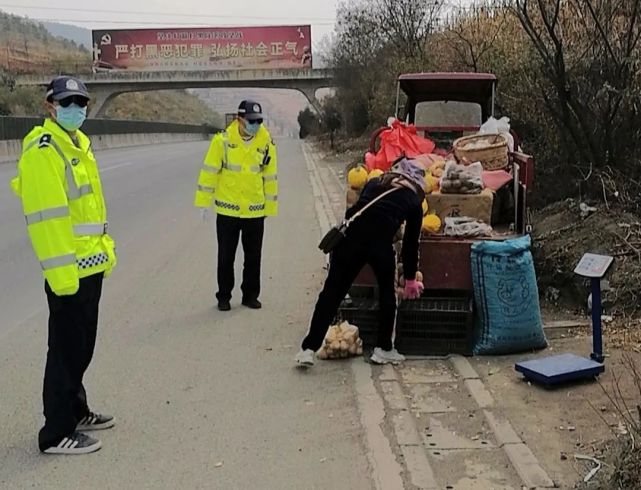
471,235,547,355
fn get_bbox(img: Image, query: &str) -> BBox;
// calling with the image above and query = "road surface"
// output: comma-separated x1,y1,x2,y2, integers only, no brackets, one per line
0,140,374,489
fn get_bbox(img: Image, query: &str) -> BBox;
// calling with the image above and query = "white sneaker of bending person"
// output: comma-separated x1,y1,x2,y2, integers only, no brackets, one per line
295,349,315,368
370,347,406,365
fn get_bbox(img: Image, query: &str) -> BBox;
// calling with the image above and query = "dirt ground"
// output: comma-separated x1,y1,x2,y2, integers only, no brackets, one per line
532,199,641,317
470,331,641,489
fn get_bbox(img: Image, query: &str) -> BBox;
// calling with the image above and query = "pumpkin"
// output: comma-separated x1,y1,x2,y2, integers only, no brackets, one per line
347,166,368,189
367,168,384,181
422,214,442,233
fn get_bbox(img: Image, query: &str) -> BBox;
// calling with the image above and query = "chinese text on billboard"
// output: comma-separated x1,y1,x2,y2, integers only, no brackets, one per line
92,26,312,72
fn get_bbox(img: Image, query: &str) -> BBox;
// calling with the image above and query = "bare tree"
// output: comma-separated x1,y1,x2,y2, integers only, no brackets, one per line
374,0,443,63
514,0,641,188
328,0,445,134
441,3,510,72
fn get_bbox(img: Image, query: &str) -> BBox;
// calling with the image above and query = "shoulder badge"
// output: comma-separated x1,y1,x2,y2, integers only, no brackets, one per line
38,134,52,148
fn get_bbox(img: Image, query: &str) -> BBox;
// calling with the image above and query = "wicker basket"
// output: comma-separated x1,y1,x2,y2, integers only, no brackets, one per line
453,134,509,171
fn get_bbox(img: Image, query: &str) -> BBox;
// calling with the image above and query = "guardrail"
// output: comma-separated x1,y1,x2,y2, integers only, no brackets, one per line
0,116,219,141
16,68,334,86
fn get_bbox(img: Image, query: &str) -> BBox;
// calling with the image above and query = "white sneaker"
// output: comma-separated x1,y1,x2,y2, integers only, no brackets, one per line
295,349,315,368
370,348,406,365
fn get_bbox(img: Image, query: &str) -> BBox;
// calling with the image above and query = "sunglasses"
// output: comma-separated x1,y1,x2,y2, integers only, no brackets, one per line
58,96,89,108
245,118,263,125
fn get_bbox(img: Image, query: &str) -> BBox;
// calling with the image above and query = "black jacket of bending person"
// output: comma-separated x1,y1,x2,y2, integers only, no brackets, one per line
344,177,423,281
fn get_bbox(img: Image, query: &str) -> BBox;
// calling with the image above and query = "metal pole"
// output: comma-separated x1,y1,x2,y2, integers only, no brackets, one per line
513,160,520,232
590,277,604,363
395,81,401,120
491,82,496,117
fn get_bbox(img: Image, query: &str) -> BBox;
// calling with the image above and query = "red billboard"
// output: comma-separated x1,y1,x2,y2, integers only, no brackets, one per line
92,26,312,72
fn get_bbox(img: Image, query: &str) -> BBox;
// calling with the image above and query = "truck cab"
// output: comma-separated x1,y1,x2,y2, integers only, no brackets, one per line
358,72,535,293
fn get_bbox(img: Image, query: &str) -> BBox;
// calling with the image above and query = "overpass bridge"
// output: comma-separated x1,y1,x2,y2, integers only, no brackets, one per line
16,68,333,118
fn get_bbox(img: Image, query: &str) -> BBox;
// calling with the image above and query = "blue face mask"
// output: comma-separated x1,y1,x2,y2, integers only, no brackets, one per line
245,121,261,136
56,104,87,131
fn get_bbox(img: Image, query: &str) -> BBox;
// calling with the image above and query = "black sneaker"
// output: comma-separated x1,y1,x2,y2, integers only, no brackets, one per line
42,432,102,455
218,300,231,311
77,412,115,431
242,299,262,309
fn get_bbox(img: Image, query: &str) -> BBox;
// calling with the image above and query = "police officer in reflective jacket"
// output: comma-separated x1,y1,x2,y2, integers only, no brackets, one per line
195,100,278,311
11,76,117,455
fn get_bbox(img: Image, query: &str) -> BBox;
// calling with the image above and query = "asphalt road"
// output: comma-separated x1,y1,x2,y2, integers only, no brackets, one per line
0,140,373,489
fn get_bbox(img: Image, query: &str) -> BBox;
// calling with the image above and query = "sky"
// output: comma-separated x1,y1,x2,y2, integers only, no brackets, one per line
0,0,339,52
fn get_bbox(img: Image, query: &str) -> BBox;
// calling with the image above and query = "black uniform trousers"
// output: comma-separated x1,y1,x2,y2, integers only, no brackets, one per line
302,235,397,352
216,214,265,302
39,273,103,451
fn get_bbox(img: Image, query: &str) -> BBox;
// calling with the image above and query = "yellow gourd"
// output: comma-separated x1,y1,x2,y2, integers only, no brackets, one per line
425,174,440,193
367,169,384,181
422,214,442,233
347,166,368,189
422,200,429,216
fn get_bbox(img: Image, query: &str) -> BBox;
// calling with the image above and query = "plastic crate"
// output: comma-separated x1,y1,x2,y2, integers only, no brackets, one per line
396,292,474,356
336,297,379,347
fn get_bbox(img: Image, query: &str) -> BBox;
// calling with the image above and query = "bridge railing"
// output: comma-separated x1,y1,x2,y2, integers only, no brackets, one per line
16,68,334,85
0,116,219,141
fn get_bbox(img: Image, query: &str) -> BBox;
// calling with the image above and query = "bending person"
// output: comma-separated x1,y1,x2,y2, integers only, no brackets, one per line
296,158,426,367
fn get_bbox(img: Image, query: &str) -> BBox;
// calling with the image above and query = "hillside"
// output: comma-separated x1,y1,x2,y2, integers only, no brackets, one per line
192,87,323,137
106,91,224,127
41,22,92,50
0,11,222,125
0,11,89,74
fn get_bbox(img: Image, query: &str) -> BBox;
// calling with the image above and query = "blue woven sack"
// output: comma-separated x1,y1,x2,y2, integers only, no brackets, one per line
472,235,547,355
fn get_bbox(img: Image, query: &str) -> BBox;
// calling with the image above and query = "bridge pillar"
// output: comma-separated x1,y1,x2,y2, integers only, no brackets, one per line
89,90,121,119
299,87,323,115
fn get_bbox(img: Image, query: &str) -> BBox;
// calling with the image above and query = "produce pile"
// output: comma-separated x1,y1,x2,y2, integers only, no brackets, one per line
317,322,364,360
347,165,442,235
440,161,484,194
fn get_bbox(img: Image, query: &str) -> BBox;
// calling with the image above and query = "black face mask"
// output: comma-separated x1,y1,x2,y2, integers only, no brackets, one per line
58,95,89,108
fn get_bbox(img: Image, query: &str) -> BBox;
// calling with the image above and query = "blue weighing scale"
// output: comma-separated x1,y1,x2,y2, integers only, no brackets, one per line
515,253,614,386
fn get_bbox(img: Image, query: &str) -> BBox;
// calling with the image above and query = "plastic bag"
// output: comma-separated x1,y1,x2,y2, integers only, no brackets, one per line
479,117,514,152
443,217,492,237
440,161,483,194
413,153,446,170
367,119,436,172
482,169,512,191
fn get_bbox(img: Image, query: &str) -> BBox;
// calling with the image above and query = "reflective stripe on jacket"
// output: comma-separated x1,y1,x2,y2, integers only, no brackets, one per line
10,119,117,296
194,120,278,218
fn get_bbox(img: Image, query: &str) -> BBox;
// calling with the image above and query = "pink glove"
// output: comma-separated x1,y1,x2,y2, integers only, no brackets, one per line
404,279,424,300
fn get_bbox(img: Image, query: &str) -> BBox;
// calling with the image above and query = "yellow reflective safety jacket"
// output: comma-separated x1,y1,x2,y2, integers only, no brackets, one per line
10,119,117,296
194,120,278,218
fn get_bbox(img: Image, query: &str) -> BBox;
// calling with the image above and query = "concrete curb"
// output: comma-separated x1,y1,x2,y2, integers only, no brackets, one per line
504,443,557,488
450,355,556,489
376,366,439,489
450,354,481,379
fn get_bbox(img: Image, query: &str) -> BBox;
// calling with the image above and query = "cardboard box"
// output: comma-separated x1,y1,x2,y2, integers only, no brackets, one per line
427,189,494,224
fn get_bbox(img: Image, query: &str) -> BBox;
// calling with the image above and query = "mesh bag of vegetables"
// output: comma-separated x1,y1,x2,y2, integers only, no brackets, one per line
317,322,364,360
